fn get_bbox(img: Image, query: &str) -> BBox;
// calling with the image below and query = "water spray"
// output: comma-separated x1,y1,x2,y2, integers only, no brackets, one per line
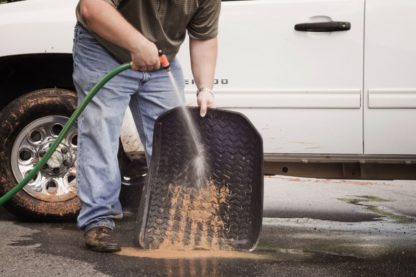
159,50,208,187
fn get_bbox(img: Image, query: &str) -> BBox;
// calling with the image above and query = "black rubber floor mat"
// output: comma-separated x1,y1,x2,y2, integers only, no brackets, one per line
135,107,263,251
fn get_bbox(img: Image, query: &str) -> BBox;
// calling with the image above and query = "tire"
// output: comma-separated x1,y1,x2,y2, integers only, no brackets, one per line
0,89,80,220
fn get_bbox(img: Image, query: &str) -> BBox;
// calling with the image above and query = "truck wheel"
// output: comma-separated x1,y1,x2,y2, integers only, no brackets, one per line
0,89,80,220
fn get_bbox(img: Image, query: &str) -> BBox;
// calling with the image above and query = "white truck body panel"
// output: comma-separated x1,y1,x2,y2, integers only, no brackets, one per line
364,0,416,155
0,0,76,55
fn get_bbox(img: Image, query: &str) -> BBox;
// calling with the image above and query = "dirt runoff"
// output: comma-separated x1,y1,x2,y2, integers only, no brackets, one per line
158,180,231,250
116,247,268,260
117,180,268,259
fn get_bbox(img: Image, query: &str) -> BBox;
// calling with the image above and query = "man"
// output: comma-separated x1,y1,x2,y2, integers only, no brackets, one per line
73,0,220,252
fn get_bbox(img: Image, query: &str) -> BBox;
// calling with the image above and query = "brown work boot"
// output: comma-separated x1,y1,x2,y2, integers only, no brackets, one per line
84,227,121,253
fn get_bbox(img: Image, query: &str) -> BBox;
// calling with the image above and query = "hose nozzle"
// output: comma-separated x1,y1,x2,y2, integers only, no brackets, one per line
158,50,170,70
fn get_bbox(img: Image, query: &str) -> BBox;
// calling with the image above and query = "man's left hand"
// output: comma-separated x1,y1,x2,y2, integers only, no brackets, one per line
197,88,215,117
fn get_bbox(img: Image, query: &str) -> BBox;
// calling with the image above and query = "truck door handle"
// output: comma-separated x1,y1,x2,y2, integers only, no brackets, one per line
295,21,351,32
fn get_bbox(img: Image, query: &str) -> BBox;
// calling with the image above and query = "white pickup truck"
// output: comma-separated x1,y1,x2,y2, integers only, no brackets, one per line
0,0,415,219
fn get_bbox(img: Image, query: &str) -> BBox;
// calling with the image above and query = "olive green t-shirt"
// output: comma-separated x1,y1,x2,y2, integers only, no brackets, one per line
76,0,221,62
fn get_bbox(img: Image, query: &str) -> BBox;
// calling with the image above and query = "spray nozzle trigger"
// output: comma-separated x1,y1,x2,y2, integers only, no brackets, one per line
158,50,170,70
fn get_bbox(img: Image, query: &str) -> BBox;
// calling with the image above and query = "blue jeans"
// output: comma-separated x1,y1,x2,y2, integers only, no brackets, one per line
72,24,184,231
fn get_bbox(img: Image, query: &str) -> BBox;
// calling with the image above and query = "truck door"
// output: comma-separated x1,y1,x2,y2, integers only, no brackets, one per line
364,0,416,155
178,0,365,156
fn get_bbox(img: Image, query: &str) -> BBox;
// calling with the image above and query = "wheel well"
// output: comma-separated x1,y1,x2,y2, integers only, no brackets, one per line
0,54,75,111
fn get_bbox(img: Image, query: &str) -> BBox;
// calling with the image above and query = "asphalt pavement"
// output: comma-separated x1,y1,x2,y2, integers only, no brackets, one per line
1,175,415,276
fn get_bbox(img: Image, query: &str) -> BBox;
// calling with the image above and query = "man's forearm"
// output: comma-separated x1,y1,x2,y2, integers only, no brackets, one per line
189,37,218,91
79,0,147,57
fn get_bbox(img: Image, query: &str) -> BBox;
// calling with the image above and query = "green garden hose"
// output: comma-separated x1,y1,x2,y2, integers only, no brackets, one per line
0,62,132,206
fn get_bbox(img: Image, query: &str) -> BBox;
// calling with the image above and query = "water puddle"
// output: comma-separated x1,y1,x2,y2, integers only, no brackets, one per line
338,195,416,223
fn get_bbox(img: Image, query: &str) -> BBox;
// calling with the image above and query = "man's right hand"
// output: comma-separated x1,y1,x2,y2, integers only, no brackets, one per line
130,38,160,72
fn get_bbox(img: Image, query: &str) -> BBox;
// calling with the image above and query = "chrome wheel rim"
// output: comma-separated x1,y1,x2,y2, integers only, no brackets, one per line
11,116,78,202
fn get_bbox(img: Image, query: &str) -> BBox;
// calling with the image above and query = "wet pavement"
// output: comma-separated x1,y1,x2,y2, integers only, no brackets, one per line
1,176,415,276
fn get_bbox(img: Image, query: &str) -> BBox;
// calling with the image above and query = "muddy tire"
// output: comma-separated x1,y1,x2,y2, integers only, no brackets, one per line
0,89,80,220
